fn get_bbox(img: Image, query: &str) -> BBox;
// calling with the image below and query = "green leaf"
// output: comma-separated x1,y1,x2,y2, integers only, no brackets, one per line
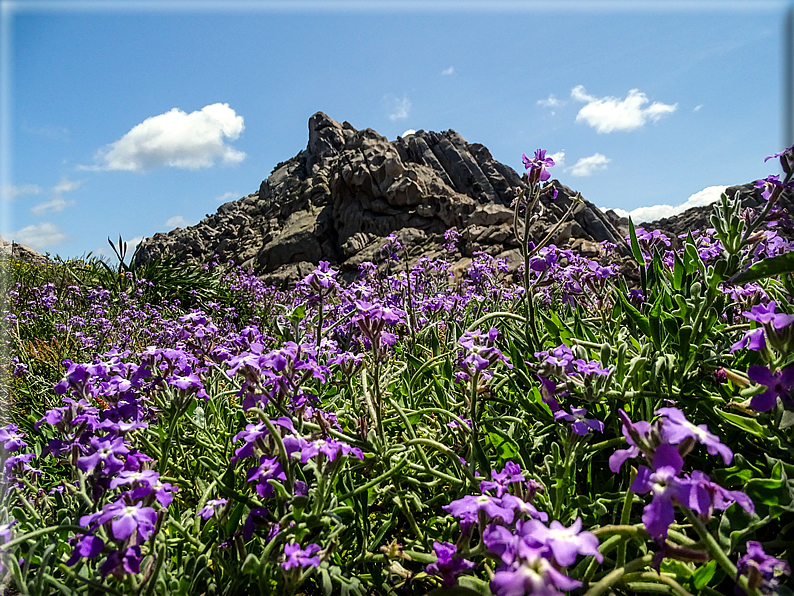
692,560,717,590
731,251,794,284
628,218,646,267
617,291,651,338
716,409,768,439
743,477,791,507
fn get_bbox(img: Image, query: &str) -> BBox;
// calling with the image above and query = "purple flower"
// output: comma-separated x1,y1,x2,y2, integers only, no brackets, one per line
247,455,286,497
243,507,270,541
287,436,364,464
442,228,462,252
66,535,105,566
0,521,15,544
730,328,767,353
426,541,476,587
522,149,555,183
688,470,754,518
458,328,512,376
655,407,733,464
742,301,794,330
480,461,526,497
737,541,791,594
631,445,690,539
109,469,160,490
81,500,157,542
500,493,548,522
765,144,794,163
609,410,653,473
282,542,322,570
302,260,338,291
522,517,603,567
197,498,228,521
535,344,574,371
554,407,604,436
489,543,581,596
746,364,794,411
76,436,130,476
536,375,560,413
0,424,26,452
443,494,515,526
100,546,142,577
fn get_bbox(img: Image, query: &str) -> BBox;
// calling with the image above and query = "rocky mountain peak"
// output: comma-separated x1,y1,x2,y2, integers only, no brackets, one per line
131,113,637,287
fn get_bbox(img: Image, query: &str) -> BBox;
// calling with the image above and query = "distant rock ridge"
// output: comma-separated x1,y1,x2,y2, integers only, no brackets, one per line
133,112,791,287
134,112,632,286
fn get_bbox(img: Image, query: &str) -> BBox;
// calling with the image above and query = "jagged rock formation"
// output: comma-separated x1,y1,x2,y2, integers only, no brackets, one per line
0,234,48,264
134,113,630,287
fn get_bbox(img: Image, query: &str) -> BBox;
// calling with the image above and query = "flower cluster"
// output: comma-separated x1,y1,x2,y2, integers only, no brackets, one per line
611,408,752,540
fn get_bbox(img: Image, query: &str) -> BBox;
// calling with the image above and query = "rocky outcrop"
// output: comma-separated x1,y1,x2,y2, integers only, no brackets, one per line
131,113,634,286
0,234,48,264
643,182,794,246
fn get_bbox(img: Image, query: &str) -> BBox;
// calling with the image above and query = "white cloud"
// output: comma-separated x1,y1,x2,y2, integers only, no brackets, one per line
441,66,455,75
86,103,245,172
385,95,411,121
93,236,145,261
571,86,677,133
548,150,565,168
165,215,190,228
215,191,237,203
605,185,728,223
31,196,74,215
694,104,703,112
537,94,562,108
53,178,82,194
7,222,68,249
2,184,42,200
30,177,81,215
401,129,416,138
569,153,610,177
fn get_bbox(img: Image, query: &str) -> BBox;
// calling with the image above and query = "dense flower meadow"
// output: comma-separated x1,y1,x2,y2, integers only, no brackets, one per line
2,145,794,596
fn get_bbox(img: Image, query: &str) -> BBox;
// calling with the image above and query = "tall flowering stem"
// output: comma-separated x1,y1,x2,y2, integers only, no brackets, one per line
514,151,581,350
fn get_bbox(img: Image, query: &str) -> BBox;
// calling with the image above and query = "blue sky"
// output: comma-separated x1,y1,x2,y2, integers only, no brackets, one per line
2,0,792,259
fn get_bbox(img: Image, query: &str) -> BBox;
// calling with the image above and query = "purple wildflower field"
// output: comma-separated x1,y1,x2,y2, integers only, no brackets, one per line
1,146,794,596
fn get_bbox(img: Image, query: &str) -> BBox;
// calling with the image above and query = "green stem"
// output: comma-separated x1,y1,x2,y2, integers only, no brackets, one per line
583,554,654,596
336,456,409,502
1,525,88,551
683,507,763,596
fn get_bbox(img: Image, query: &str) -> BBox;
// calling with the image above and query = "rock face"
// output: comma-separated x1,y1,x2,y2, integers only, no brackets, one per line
130,113,635,286
0,234,48,264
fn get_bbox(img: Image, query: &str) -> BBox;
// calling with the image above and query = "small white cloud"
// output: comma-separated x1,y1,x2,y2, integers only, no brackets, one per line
93,236,145,261
548,150,565,169
401,129,416,138
441,66,455,75
30,177,81,215
31,196,74,215
2,184,42,200
215,191,237,203
127,236,145,249
7,222,68,249
537,94,562,108
571,85,677,133
694,104,703,112
53,178,82,194
603,185,728,223
384,95,411,121
165,215,190,228
22,123,69,140
569,153,610,177
85,103,245,172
